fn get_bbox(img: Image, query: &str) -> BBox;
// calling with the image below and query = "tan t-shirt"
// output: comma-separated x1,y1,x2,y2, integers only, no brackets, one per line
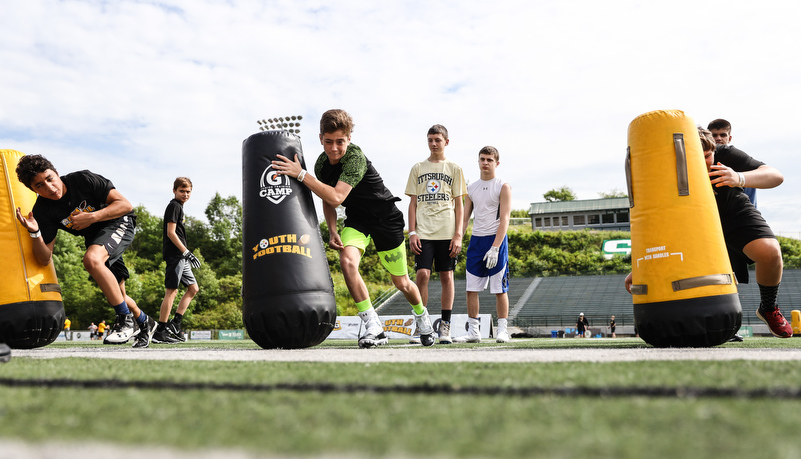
405,159,467,240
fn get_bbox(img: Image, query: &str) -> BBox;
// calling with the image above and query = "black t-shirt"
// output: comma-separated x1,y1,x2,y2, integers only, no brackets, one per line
162,198,186,260
712,144,765,227
32,170,134,244
314,143,400,222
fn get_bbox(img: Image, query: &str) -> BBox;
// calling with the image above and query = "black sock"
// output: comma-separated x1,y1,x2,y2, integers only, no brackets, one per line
158,321,168,330
173,313,183,324
758,283,780,310
441,310,452,323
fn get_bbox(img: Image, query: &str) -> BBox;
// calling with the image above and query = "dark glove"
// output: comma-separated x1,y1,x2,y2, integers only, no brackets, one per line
183,249,202,269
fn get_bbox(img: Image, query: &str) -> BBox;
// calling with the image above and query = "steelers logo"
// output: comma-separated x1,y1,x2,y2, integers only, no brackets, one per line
427,180,441,194
259,239,269,249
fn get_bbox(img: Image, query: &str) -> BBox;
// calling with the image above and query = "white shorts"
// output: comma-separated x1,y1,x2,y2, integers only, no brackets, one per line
466,266,509,294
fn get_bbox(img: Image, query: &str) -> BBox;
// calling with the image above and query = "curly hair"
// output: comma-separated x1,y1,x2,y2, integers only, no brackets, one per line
16,154,57,190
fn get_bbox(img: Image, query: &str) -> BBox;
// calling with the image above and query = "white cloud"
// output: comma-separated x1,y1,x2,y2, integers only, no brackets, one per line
1,0,800,234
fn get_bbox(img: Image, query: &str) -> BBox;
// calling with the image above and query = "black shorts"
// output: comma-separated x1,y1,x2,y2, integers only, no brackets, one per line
87,215,136,267
414,239,457,272
165,257,198,289
345,206,405,252
722,205,775,283
86,216,135,282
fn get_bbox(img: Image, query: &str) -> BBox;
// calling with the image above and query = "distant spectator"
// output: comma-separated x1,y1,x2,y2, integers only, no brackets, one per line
576,313,589,338
609,315,616,338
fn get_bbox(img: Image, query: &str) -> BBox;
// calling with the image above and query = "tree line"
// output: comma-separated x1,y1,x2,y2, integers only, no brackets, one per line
54,193,801,330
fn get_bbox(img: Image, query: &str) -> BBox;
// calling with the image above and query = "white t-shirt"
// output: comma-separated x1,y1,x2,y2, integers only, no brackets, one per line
467,176,508,237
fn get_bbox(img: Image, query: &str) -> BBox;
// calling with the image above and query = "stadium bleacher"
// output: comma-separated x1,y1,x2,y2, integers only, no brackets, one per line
375,269,801,337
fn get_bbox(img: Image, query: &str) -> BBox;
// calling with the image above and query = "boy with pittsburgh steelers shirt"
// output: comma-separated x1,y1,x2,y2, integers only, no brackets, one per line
271,109,436,348
405,124,466,344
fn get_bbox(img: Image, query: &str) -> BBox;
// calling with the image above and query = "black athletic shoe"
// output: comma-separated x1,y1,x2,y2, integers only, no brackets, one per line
0,343,10,363
132,316,157,349
728,333,744,342
153,325,180,344
167,320,186,342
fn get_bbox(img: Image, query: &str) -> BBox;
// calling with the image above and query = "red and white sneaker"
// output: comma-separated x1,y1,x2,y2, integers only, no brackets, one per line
756,305,793,338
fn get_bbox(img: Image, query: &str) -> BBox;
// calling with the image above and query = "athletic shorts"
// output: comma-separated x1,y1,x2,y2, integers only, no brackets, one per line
341,226,409,277
344,207,405,252
86,215,136,267
165,257,198,289
465,234,509,294
721,205,775,283
86,216,135,282
414,239,457,272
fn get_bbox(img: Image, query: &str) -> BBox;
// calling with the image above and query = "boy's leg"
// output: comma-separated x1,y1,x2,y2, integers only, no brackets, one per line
340,246,370,302
380,242,434,346
495,292,510,343
160,289,179,323
83,245,124,306
746,238,792,337
453,291,481,343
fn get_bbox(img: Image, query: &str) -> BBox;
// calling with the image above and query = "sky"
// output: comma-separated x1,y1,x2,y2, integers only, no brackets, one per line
2,0,800,236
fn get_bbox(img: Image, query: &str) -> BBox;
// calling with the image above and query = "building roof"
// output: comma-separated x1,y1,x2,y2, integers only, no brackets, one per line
529,197,630,215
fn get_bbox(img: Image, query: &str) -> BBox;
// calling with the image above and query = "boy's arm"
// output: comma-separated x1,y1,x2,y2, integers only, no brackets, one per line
492,183,512,247
15,207,56,266
449,195,464,257
69,188,133,231
462,194,474,234
272,154,353,207
710,163,783,189
323,201,344,251
166,222,188,253
407,196,421,255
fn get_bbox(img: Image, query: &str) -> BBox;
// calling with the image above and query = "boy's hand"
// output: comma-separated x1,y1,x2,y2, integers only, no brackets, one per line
409,233,422,255
483,246,499,269
15,207,39,233
272,154,303,180
709,163,739,188
449,235,462,258
329,233,344,251
183,250,202,269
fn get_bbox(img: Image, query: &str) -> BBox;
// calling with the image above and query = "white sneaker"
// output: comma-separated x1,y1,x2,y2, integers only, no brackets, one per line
413,308,435,347
103,313,138,344
358,332,388,348
408,335,421,344
438,320,452,345
453,332,481,343
358,309,388,349
496,330,511,343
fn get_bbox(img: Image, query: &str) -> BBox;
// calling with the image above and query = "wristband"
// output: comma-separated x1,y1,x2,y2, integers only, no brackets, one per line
408,231,417,237
737,172,745,187
30,230,41,238
297,170,307,183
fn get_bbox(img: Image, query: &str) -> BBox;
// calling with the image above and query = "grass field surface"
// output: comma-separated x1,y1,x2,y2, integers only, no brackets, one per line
2,338,801,458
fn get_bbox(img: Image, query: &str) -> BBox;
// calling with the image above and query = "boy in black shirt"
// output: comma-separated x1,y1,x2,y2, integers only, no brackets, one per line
271,109,436,348
154,177,201,343
15,155,156,347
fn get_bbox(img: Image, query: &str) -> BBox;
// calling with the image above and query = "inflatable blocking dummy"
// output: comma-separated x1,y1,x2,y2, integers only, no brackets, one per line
242,131,337,349
0,149,64,349
625,110,741,347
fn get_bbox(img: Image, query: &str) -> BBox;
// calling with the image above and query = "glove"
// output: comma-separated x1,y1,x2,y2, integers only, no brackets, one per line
483,246,499,269
183,249,202,269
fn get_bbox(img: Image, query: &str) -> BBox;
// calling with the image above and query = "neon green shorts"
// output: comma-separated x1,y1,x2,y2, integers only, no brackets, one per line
340,226,409,277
